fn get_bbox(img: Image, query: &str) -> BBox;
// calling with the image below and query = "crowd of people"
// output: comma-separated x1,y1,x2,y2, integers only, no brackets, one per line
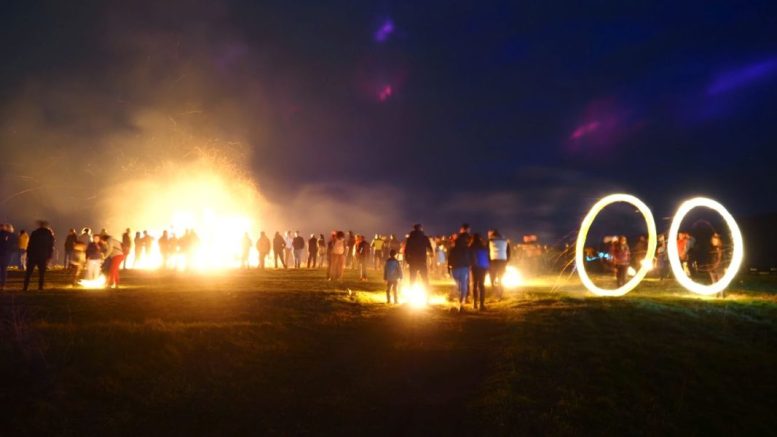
0,218,731,302
592,230,727,292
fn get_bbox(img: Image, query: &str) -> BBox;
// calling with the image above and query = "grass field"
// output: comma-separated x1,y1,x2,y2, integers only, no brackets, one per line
1,267,776,435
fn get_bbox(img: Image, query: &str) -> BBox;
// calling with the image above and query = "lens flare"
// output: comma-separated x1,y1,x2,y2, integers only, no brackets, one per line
667,197,744,295
575,194,657,297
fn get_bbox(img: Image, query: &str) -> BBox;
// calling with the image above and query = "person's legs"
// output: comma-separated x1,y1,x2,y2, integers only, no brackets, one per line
386,280,395,303
110,255,124,287
0,258,8,289
408,265,418,284
23,257,35,291
418,263,429,286
37,259,47,290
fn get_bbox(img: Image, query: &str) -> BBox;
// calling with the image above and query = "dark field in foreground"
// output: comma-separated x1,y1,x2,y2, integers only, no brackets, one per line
1,268,776,435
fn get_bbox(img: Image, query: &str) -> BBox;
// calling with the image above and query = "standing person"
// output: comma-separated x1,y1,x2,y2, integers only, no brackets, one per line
283,231,294,269
85,235,104,280
632,235,647,270
257,231,271,269
613,235,631,287
63,228,77,268
23,221,55,291
448,233,471,312
470,233,490,311
292,231,306,269
133,231,143,267
273,232,287,269
158,230,171,269
141,230,153,262
383,249,403,304
708,233,724,286
371,234,385,270
346,231,356,269
102,234,125,288
655,234,669,280
241,232,252,268
307,234,319,268
435,238,447,277
317,234,327,268
69,230,87,285
355,234,370,281
329,231,346,280
0,224,13,290
404,224,433,287
488,229,511,300
17,229,29,270
121,228,132,270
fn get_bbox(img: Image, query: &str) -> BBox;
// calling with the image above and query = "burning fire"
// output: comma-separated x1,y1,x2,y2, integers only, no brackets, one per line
79,275,106,289
103,156,266,271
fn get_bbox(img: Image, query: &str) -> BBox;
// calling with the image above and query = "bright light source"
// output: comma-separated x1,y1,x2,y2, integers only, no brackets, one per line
667,197,744,296
575,194,657,297
403,282,427,308
502,266,523,288
79,275,106,289
627,266,637,277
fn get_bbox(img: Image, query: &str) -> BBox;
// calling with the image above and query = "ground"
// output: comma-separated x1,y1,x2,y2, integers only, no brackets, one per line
1,267,776,435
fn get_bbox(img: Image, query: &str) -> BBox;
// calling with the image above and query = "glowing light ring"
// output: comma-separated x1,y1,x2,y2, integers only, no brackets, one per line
667,197,744,295
576,194,657,297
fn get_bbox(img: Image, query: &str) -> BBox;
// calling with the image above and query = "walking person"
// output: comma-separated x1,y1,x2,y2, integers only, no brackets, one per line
23,221,55,291
383,249,402,304
307,234,319,268
273,232,287,269
488,229,511,300
404,224,433,287
292,231,306,269
613,235,631,287
448,233,472,312
470,233,490,311
0,224,14,290
257,231,271,269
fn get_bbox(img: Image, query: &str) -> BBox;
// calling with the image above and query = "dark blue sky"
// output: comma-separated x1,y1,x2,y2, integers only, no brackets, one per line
1,0,776,238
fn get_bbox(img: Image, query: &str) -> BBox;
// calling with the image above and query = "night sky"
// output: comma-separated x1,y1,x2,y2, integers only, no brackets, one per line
1,0,776,240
